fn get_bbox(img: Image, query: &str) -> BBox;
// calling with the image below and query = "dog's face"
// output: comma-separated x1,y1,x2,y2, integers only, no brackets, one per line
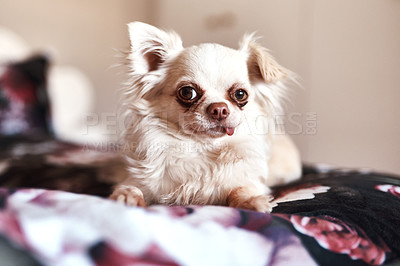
127,22,288,139
159,44,253,138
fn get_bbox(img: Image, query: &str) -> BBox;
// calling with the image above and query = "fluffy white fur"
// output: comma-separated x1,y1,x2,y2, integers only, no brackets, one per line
110,22,301,212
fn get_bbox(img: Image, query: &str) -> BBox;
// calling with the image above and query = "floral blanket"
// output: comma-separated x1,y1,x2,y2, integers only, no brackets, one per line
0,136,399,265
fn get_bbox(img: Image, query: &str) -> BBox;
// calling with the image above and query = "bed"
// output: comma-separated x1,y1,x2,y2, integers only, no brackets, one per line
1,53,399,266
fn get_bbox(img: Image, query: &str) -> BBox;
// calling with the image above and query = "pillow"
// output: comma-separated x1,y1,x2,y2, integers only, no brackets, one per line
0,55,52,136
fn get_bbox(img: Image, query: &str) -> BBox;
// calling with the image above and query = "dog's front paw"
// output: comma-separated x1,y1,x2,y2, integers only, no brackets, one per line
109,185,147,207
227,187,277,213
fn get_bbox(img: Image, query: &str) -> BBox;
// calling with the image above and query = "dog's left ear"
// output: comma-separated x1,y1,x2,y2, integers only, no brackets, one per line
240,34,288,84
127,22,183,75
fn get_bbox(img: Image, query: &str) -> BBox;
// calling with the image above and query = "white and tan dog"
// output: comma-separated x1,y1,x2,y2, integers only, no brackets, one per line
110,22,301,212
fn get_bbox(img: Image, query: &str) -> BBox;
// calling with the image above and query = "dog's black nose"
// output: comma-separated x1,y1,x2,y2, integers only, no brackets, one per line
207,102,230,121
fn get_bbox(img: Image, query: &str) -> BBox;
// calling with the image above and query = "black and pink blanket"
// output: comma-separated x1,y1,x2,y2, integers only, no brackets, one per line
0,136,399,266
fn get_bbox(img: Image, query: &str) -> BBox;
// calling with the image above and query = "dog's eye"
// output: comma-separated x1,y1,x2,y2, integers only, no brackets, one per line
233,89,248,102
178,86,198,101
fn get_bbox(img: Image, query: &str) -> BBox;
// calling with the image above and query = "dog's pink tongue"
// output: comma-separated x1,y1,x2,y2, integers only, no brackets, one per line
225,127,235,136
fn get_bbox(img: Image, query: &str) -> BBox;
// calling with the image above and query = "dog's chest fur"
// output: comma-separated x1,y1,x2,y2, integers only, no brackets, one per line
126,130,270,206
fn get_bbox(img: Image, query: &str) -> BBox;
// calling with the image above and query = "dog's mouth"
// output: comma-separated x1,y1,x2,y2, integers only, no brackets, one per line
204,126,236,137
183,124,236,137
180,115,239,138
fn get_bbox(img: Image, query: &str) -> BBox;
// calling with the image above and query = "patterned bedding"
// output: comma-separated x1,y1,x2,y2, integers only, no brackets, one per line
0,136,399,266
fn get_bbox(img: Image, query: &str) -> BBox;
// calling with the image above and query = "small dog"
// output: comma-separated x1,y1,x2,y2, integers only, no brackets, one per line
110,22,301,212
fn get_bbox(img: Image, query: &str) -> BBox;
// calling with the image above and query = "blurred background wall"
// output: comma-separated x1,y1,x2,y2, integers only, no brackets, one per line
0,0,399,174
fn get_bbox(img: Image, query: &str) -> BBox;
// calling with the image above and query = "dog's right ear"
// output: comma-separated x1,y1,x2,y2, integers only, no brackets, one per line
127,22,183,75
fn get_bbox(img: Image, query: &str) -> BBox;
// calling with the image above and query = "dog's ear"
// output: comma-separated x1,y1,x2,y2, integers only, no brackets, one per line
127,22,183,75
240,34,287,84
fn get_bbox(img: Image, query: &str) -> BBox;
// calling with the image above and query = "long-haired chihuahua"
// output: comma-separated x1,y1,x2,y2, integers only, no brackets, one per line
110,22,301,212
